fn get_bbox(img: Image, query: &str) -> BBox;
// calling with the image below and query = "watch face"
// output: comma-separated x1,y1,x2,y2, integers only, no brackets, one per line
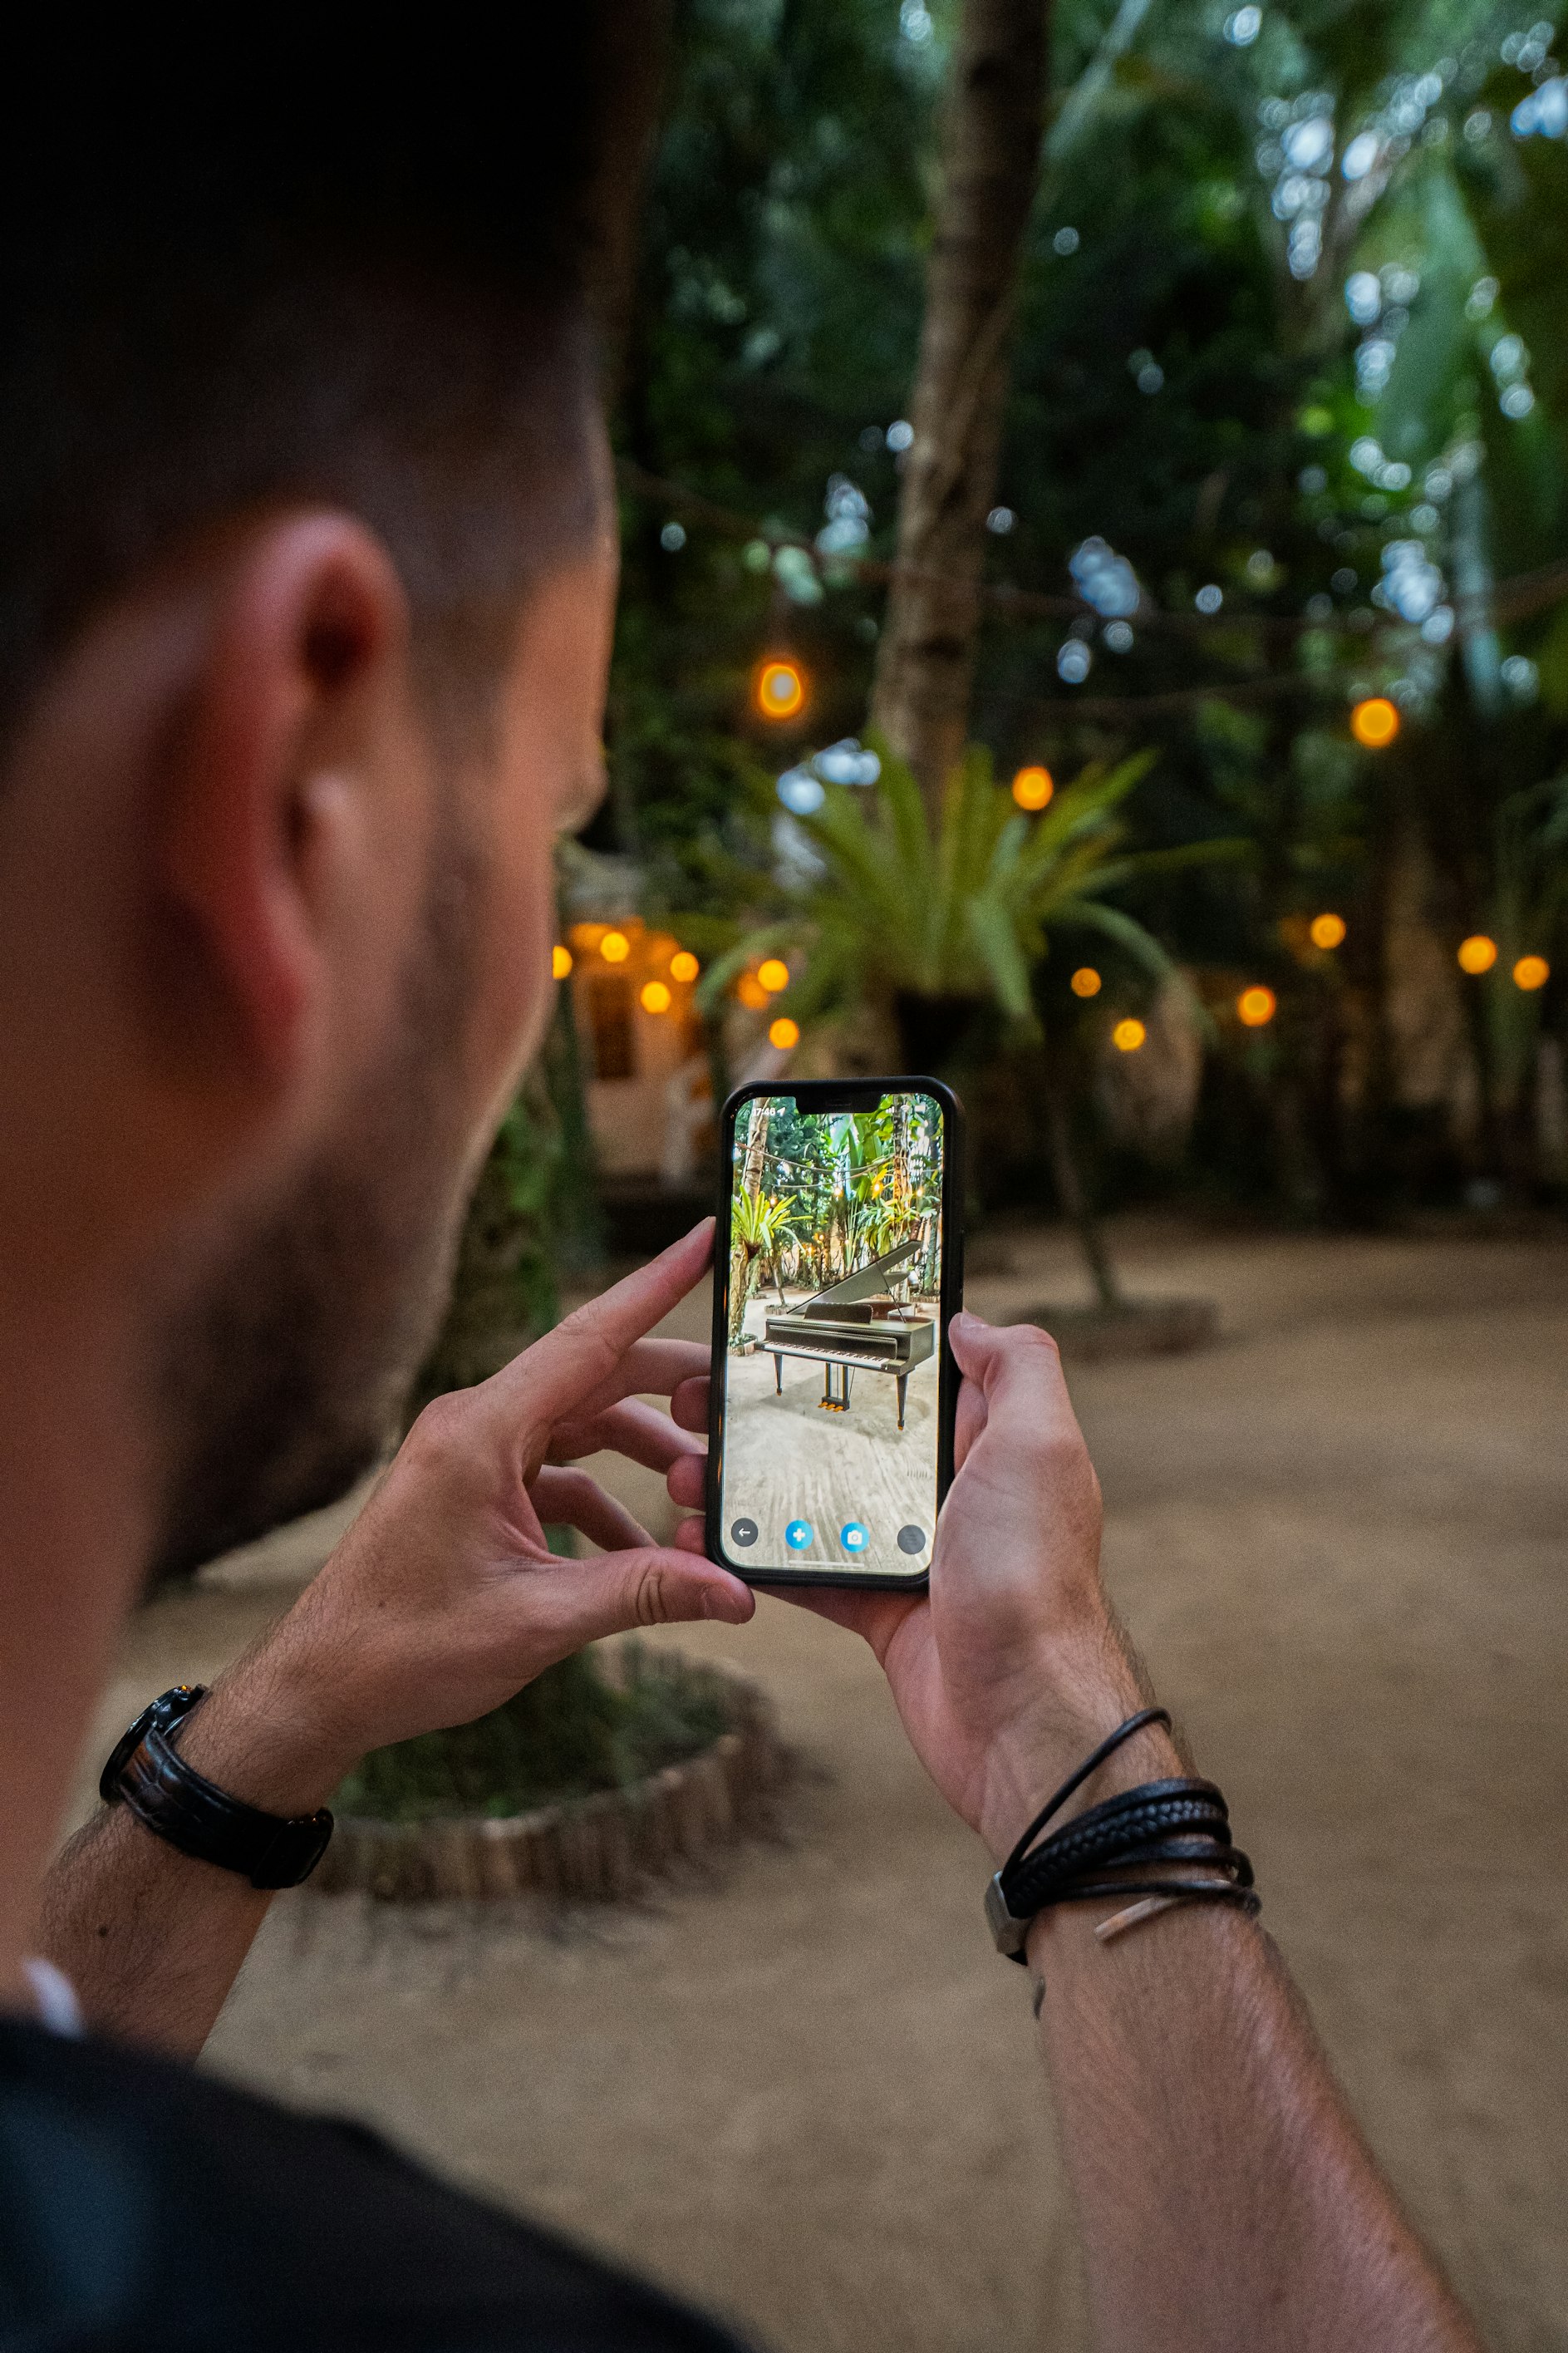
99,1686,205,1805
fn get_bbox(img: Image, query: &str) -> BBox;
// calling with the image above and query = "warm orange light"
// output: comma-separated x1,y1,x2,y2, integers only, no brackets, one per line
600,929,630,963
1112,1018,1146,1053
1012,764,1054,811
736,973,771,1011
755,658,806,720
1237,986,1276,1027
769,1016,801,1050
1310,913,1346,951
640,980,672,1014
1350,697,1399,748
552,944,573,979
757,957,790,993
1070,967,1102,997
1457,934,1497,975
1514,954,1550,992
670,949,700,984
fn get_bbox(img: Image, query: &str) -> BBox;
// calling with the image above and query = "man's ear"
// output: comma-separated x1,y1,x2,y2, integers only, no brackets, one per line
158,513,418,1088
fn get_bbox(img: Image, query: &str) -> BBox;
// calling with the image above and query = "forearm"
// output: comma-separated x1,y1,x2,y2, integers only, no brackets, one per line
1022,1775,1480,2352
40,1642,353,2056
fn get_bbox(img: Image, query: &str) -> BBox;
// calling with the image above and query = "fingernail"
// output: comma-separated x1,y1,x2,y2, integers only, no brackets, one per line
702,1581,752,1623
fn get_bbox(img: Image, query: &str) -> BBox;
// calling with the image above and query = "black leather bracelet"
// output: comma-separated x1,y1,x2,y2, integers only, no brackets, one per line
101,1684,334,1891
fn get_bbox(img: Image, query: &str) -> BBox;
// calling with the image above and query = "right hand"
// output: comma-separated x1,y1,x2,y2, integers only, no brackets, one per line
670,1312,1162,1860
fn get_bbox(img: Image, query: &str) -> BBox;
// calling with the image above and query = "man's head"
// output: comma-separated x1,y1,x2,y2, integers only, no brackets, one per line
0,26,638,1574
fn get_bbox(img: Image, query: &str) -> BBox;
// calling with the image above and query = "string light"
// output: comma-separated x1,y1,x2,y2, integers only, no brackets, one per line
1237,986,1276,1026
1310,913,1346,949
1070,967,1102,997
1012,764,1054,810
552,944,573,979
1457,935,1497,974
1350,697,1399,747
755,657,806,721
600,930,630,963
757,957,790,993
1112,1018,1146,1052
670,949,700,983
1513,954,1550,991
641,980,672,1013
736,973,771,1010
769,1016,801,1050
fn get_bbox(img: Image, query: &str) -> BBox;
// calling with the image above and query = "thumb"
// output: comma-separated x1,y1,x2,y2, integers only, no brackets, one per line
543,1547,755,1654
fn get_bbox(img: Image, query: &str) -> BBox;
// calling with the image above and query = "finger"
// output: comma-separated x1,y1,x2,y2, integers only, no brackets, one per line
478,1222,715,1428
548,1398,705,1474
757,1583,922,1666
531,1544,755,1651
666,1452,706,1510
671,1375,710,1435
671,1511,709,1552
560,1337,710,1422
530,1467,652,1553
949,1311,1075,1451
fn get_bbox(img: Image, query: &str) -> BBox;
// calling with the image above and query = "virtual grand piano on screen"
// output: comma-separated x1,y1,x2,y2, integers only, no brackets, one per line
761,1238,936,1430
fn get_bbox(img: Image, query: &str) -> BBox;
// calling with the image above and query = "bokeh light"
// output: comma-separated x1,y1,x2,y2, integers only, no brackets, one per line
736,973,771,1011
1012,764,1054,810
1457,934,1498,974
1350,697,1399,748
552,944,573,979
640,980,672,1014
599,930,630,963
1237,986,1277,1026
1112,1018,1146,1052
670,950,700,984
1070,967,1102,997
757,957,791,993
755,657,806,720
769,1017,801,1050
1310,913,1346,950
1513,955,1550,992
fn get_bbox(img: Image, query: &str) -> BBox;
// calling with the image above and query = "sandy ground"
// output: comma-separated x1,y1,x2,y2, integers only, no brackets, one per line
85,1222,1568,2352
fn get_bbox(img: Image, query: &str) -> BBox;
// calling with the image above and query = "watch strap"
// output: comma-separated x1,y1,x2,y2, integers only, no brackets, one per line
105,1685,334,1890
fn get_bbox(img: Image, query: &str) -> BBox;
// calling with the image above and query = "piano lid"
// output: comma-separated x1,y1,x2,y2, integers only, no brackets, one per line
799,1237,922,1312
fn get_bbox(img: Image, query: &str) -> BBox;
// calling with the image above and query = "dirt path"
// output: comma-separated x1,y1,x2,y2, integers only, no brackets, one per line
102,1224,1567,2351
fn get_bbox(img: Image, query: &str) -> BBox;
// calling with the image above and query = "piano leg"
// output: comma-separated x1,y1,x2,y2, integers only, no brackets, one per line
772,1353,783,1396
896,1373,907,1430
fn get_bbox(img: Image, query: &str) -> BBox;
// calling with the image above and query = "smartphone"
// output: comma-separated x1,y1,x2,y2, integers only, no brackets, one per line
705,1077,964,1588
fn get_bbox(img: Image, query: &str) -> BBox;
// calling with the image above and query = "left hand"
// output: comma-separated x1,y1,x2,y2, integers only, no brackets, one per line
191,1221,754,1811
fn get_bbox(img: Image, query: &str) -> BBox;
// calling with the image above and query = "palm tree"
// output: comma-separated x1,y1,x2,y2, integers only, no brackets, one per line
727,1189,801,1346
703,743,1236,1307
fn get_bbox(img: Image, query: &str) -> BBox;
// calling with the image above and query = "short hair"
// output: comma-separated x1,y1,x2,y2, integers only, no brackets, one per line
0,15,650,757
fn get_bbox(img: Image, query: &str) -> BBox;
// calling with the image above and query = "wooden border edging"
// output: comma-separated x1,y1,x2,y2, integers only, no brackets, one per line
308,1665,791,1904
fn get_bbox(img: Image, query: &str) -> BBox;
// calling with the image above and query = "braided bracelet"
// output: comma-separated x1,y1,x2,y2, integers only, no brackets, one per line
985,1707,1259,1963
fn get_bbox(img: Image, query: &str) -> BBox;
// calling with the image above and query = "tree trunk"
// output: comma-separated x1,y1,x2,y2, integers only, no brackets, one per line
1038,1031,1123,1310
870,0,1051,817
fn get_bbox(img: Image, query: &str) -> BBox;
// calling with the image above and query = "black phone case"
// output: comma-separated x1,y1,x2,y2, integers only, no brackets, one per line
705,1075,965,1589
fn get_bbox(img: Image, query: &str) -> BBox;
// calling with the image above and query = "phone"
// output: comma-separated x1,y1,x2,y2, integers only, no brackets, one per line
705,1077,964,1588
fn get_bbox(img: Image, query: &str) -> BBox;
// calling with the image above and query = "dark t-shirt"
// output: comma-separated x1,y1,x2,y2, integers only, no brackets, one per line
0,2016,750,2351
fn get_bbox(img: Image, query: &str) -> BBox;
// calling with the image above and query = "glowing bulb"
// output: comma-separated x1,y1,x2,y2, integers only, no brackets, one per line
1350,697,1399,748
640,980,672,1014
1237,986,1276,1026
670,949,700,984
769,1016,800,1050
1310,913,1345,950
1112,1018,1146,1052
1070,967,1102,997
755,658,806,721
757,957,790,993
1012,764,1054,810
552,944,573,979
1457,934,1497,975
1513,954,1550,992
600,930,630,963
736,974,770,1010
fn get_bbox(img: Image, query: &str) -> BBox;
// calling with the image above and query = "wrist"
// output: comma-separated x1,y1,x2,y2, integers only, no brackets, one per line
975,1646,1177,1863
174,1639,359,1819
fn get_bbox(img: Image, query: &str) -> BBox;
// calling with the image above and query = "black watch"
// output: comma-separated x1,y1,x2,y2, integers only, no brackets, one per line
101,1684,334,1890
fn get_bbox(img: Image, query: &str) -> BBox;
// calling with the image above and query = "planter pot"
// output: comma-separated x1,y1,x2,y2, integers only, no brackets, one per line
309,1661,790,1904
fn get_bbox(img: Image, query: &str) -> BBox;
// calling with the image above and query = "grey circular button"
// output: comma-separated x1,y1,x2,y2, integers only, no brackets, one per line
897,1524,927,1555
730,1518,759,1548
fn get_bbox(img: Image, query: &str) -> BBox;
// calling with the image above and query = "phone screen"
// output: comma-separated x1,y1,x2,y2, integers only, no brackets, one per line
716,1088,950,1578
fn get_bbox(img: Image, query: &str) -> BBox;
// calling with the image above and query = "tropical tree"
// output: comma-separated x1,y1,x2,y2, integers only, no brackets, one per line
727,1188,802,1345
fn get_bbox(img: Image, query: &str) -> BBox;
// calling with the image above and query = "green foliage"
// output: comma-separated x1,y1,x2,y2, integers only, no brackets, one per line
334,1645,731,1826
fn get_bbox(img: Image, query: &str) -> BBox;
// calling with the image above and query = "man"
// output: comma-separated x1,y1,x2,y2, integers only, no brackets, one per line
0,22,1479,2352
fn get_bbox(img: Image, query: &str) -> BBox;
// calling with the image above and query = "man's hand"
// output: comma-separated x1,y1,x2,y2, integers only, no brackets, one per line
184,1219,752,1815
670,1310,1157,1860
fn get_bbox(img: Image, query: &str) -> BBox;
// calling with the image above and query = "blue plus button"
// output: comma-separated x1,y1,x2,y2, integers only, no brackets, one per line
784,1519,813,1551
840,1521,869,1553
